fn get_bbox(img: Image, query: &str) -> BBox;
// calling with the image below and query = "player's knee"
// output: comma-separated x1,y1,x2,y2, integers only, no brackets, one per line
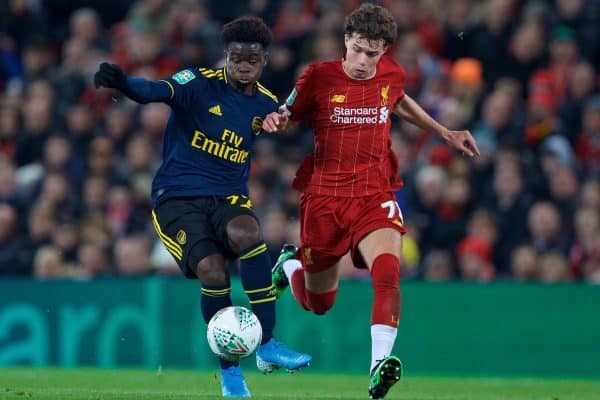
226,216,262,253
306,289,337,315
371,253,400,289
195,257,228,286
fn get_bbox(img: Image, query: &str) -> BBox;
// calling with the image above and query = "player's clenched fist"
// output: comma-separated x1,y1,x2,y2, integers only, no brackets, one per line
262,111,289,133
93,62,127,91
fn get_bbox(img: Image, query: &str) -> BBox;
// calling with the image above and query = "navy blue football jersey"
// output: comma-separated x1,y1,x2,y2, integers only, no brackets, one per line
151,67,278,205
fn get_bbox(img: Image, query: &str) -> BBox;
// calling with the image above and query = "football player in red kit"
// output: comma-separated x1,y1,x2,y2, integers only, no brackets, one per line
262,4,479,399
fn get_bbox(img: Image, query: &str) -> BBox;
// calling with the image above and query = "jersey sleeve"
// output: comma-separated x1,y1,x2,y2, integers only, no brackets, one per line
391,64,406,105
160,68,208,109
283,63,317,121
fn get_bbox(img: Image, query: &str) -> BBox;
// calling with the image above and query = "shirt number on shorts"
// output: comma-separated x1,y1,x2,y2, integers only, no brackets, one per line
227,195,253,209
381,200,403,223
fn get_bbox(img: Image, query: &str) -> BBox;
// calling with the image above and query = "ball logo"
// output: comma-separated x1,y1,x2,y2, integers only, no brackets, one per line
226,337,249,354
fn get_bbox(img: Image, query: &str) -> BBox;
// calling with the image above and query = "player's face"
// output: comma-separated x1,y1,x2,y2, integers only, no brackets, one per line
225,42,267,90
343,34,387,80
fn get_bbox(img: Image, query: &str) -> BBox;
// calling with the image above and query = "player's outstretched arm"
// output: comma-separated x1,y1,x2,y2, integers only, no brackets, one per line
93,62,172,104
262,110,298,133
393,94,480,157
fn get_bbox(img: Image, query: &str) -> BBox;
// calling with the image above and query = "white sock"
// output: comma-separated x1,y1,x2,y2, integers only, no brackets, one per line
282,259,302,297
370,324,398,373
282,259,302,280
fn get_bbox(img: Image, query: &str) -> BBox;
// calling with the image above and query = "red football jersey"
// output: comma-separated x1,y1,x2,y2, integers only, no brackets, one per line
285,55,406,197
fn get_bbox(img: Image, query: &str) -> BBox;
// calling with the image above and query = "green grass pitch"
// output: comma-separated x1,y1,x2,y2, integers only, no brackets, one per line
1,368,599,399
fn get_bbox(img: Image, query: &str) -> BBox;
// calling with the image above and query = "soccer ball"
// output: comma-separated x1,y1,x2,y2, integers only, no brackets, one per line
206,306,262,361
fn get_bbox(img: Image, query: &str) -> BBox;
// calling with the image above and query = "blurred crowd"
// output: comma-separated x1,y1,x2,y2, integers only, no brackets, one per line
0,0,599,283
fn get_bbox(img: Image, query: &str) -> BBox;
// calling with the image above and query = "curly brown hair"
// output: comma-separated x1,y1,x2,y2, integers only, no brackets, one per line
344,3,397,46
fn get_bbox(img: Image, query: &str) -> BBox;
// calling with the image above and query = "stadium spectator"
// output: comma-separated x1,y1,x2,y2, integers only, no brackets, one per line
33,245,72,279
510,244,539,281
574,95,600,174
76,242,110,278
456,235,494,281
113,234,152,276
527,201,570,255
484,154,532,273
538,251,570,282
558,61,596,138
0,203,29,275
422,249,454,281
569,207,600,280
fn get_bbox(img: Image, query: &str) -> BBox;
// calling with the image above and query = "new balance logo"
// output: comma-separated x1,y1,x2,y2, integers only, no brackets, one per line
331,94,345,103
209,105,222,116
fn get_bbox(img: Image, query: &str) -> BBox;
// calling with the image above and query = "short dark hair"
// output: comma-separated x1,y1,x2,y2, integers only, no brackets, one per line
221,16,273,48
344,3,397,46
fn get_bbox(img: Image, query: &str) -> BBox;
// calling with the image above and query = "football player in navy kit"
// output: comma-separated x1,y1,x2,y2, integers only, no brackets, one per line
94,16,311,398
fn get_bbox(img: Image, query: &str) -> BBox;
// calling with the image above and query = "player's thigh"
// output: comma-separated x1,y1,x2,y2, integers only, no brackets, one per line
304,262,341,293
357,228,403,271
152,197,226,279
300,193,350,261
213,194,262,255
350,192,406,269
299,193,347,291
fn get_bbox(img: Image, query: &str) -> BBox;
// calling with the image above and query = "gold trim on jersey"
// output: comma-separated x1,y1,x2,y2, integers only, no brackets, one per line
199,67,224,81
159,80,175,100
256,82,278,104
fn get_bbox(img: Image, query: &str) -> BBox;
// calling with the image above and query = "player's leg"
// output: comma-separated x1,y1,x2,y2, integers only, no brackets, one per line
226,214,275,344
356,229,403,399
195,254,250,398
151,198,249,398
219,198,311,373
273,193,346,314
351,192,406,399
281,249,341,315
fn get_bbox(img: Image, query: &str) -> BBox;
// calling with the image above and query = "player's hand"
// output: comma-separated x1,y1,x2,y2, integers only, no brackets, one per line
444,129,480,157
262,111,289,133
93,62,127,91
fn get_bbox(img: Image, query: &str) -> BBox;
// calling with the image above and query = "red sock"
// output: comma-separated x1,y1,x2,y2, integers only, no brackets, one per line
290,269,310,310
290,269,337,315
371,253,401,327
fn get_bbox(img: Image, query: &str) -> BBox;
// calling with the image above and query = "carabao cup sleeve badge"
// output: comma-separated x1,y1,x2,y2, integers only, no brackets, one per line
285,88,297,106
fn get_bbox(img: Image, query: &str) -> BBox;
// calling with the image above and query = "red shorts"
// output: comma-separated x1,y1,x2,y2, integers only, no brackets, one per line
299,191,407,272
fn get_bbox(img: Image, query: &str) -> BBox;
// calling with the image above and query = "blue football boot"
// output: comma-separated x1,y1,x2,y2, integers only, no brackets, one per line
220,365,251,398
256,337,312,374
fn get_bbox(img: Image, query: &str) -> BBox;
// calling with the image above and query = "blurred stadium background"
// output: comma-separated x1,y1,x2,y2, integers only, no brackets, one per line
0,0,599,398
